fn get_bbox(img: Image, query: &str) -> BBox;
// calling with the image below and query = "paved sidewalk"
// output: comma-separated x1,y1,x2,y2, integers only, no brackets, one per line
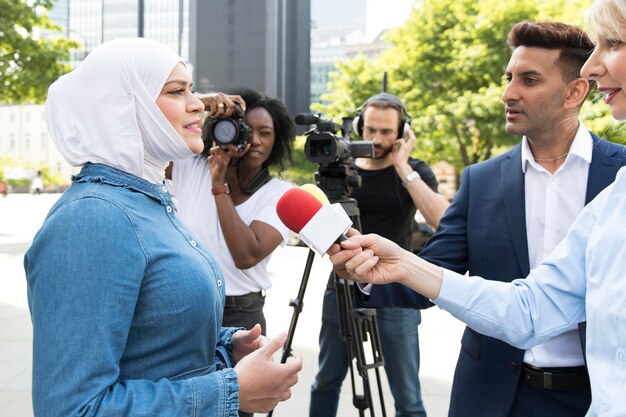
0,194,464,417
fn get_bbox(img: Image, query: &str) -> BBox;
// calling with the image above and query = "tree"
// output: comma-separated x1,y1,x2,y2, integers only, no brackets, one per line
311,56,384,122
0,0,77,104
312,0,623,173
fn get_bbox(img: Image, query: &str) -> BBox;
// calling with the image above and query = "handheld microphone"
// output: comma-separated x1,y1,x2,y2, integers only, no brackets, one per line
299,183,330,204
297,184,347,244
276,185,352,255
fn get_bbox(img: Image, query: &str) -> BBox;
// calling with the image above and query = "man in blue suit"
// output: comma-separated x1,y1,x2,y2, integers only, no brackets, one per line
364,21,626,417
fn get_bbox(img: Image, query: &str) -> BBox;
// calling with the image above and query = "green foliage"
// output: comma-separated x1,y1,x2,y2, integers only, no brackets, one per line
311,56,384,120
39,164,66,187
0,0,78,104
271,136,317,185
0,156,67,187
535,0,593,25
312,0,612,174
581,91,626,144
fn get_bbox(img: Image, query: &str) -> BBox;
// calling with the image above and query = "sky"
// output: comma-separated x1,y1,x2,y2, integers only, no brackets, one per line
366,0,413,41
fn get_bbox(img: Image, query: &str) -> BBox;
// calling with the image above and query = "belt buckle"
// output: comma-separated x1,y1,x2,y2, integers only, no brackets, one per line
543,371,552,390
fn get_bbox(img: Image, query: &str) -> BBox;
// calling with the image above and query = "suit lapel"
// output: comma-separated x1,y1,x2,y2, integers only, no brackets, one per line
501,147,530,277
586,135,623,204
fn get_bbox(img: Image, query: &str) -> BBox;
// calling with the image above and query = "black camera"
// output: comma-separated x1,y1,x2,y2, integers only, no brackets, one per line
295,114,373,165
205,104,250,152
295,113,374,200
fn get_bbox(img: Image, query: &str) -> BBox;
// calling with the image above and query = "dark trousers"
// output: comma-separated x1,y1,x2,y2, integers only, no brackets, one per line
507,375,591,417
222,292,266,417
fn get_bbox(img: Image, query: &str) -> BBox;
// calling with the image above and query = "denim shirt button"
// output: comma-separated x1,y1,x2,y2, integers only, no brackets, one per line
161,185,168,193
190,240,197,247
166,206,172,213
217,279,222,287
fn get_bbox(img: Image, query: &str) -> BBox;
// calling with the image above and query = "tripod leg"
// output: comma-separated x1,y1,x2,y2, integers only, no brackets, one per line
279,248,316,363
267,248,316,417
351,308,387,417
335,275,387,417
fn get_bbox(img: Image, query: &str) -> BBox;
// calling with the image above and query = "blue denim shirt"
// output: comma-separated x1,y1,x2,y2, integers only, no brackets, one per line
24,163,241,417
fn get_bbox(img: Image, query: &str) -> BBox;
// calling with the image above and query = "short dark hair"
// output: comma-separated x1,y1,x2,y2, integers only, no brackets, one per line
507,21,595,82
201,87,295,169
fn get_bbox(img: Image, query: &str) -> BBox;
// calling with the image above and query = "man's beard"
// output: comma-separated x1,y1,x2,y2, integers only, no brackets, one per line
373,144,393,159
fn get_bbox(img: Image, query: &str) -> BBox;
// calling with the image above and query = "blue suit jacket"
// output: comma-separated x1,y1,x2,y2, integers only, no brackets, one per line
365,134,626,417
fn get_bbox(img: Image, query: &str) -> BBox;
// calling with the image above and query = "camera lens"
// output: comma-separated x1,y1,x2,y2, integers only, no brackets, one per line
212,119,238,145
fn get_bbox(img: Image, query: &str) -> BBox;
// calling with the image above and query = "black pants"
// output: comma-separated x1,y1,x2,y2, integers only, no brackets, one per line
507,367,591,417
223,292,266,417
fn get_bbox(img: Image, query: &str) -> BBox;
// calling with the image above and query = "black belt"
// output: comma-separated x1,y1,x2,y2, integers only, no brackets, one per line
521,363,589,391
224,291,264,308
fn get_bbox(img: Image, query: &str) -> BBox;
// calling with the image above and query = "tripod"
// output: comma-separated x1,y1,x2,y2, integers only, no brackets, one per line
333,196,387,417
267,195,387,417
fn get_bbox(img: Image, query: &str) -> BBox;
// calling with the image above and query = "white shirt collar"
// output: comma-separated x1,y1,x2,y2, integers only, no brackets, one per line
521,122,593,173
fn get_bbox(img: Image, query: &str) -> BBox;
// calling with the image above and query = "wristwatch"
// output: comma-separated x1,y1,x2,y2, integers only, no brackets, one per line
211,182,231,196
401,171,420,188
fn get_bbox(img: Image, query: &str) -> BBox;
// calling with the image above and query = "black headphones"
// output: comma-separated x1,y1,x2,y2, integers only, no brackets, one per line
352,93,412,139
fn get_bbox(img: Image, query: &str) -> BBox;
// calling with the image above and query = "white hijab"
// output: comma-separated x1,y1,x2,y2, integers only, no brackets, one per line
45,37,195,184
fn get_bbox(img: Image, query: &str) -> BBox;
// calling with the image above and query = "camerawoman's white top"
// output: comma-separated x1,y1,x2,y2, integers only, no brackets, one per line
171,154,292,295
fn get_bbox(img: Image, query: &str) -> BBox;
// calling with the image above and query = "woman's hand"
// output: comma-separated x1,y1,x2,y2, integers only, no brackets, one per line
231,324,265,364
234,332,303,413
207,143,251,183
329,232,445,299
196,92,246,117
328,233,407,285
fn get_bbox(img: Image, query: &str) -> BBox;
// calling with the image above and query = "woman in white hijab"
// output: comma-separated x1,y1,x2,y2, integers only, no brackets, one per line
24,37,301,417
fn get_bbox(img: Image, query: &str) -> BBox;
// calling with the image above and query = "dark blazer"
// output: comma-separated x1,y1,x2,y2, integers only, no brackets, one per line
365,133,626,417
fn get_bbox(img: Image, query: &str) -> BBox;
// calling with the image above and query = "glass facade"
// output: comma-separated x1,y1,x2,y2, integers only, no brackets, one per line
102,0,138,41
69,0,103,65
144,0,188,57
64,0,189,67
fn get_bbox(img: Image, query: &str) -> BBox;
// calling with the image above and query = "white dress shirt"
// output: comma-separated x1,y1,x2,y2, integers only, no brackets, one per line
520,123,591,367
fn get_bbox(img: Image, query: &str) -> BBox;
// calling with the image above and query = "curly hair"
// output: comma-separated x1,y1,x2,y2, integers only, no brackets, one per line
201,87,295,169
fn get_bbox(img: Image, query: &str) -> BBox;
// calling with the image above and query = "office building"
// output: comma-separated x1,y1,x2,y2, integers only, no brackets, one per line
1,0,310,185
190,0,310,119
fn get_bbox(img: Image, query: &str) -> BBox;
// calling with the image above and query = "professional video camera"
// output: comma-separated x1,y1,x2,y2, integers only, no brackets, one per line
295,113,373,200
205,104,250,152
296,114,372,164
286,114,385,417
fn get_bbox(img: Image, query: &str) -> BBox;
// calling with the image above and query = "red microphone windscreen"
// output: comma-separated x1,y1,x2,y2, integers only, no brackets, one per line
276,187,323,233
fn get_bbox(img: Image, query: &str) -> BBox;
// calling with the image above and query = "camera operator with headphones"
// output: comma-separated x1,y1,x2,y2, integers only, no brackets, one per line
167,87,296,417
309,93,449,417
